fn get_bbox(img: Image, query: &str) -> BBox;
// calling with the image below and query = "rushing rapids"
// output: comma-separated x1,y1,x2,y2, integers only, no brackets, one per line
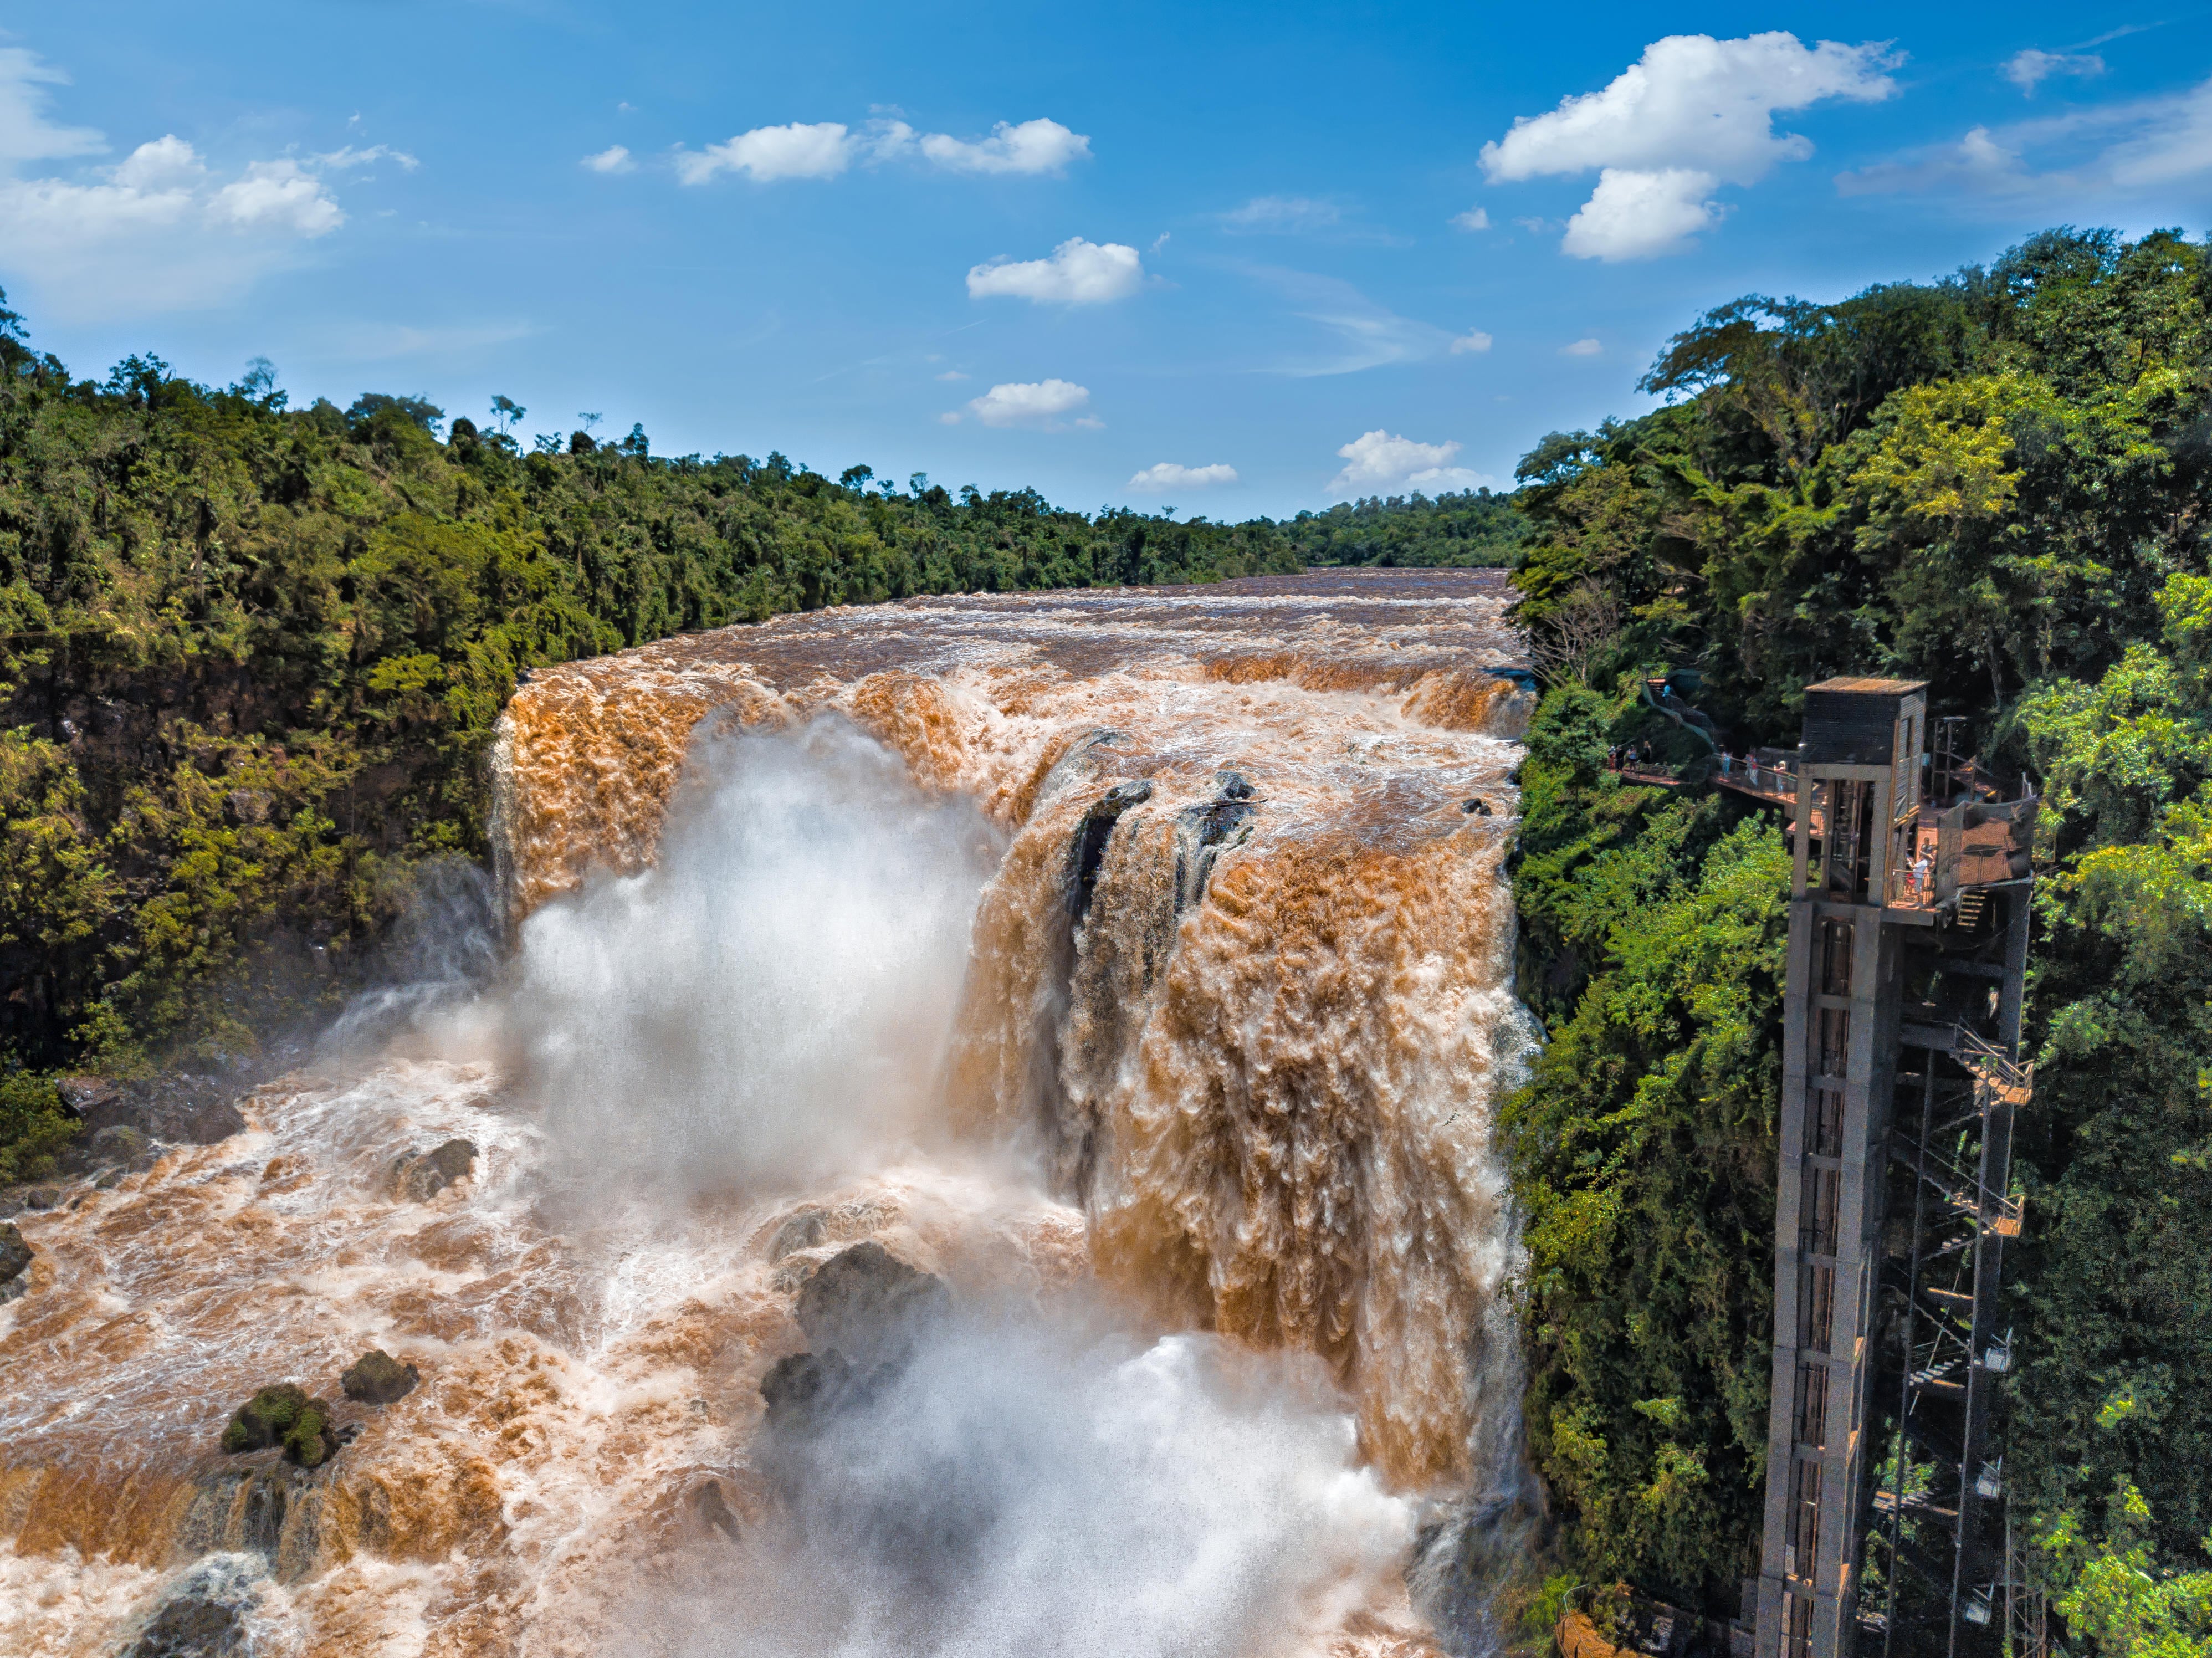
2,570,1539,1657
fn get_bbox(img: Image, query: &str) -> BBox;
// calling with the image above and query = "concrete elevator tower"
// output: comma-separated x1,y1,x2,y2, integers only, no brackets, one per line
1752,679,2036,1658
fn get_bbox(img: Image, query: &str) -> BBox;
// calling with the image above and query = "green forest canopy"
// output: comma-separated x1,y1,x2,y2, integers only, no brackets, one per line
1504,226,2212,1652
0,288,1521,1086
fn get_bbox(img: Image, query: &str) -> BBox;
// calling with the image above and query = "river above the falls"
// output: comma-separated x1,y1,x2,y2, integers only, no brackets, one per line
2,569,1540,1658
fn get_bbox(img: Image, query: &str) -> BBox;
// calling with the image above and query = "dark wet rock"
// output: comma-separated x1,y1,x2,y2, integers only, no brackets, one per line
1033,727,1126,806
122,1594,244,1657
89,1124,151,1164
11,1182,66,1213
0,1221,30,1282
389,1138,478,1202
0,1220,30,1303
1173,795,1258,912
761,1349,858,1436
122,1555,260,1655
1215,767,1255,800
1066,778,1154,919
70,1075,246,1154
768,1206,827,1261
792,1241,950,1369
58,1074,117,1116
340,1349,419,1405
1463,797,1492,816
693,1478,741,1543
221,1384,340,1467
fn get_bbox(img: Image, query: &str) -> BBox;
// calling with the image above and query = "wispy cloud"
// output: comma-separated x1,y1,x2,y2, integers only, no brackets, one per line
1450,330,1493,354
1233,265,1454,376
1222,195,1341,233
1451,206,1490,231
1560,337,1602,356
673,115,1088,185
581,145,634,175
2003,49,2105,96
1839,75,2212,199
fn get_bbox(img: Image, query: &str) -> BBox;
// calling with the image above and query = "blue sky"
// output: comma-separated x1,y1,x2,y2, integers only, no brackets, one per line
4,4,2211,517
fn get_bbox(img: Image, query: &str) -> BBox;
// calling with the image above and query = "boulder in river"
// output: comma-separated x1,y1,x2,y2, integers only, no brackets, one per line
389,1138,478,1202
0,1220,32,1304
121,1556,260,1657
340,1349,419,1405
220,1384,340,1468
792,1240,951,1369
767,1206,827,1261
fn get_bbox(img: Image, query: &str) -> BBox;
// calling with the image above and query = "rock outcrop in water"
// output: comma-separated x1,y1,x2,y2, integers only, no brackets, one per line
0,1220,31,1303
339,1349,419,1405
220,1385,340,1468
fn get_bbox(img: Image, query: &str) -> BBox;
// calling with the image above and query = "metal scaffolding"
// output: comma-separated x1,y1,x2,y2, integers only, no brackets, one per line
1745,679,2039,1658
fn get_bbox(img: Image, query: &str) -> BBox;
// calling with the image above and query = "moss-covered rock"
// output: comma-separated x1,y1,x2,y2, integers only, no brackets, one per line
219,1383,340,1467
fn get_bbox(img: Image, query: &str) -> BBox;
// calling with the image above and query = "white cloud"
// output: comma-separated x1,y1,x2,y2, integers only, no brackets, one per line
1561,337,1603,356
0,106,355,321
1128,462,1238,492
582,145,634,174
1449,329,1493,354
111,134,203,191
209,160,344,236
1561,166,1722,259
1451,206,1490,231
678,121,855,184
963,378,1093,428
675,114,1089,185
1224,195,1341,232
966,237,1143,304
0,48,104,165
1327,430,1489,495
919,117,1089,175
934,369,969,381
2005,50,2105,95
1482,32,1897,259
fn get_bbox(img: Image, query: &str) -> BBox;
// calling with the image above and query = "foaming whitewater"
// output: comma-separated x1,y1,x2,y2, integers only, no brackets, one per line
2,571,1539,1657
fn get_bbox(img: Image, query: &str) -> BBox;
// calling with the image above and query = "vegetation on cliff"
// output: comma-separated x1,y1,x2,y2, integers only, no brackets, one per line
1505,227,2212,1646
0,295,1327,1094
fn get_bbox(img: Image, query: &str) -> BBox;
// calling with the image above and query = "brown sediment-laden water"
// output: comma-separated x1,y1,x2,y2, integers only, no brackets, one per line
2,570,1540,1658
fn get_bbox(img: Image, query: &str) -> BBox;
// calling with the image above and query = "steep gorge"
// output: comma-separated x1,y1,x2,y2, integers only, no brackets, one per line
3,570,1539,1657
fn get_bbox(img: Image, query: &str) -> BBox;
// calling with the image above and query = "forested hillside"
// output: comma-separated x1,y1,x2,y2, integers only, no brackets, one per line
0,296,1314,1103
1277,487,1529,566
1504,227,2212,1650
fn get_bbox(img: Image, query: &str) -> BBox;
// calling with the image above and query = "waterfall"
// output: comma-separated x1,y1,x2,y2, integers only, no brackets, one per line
1,572,1540,1658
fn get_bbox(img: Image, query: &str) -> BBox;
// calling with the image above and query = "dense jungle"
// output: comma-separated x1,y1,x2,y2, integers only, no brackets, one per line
1504,225,2212,1651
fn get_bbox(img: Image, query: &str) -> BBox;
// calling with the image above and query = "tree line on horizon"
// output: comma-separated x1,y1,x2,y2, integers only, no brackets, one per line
0,289,1519,1121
